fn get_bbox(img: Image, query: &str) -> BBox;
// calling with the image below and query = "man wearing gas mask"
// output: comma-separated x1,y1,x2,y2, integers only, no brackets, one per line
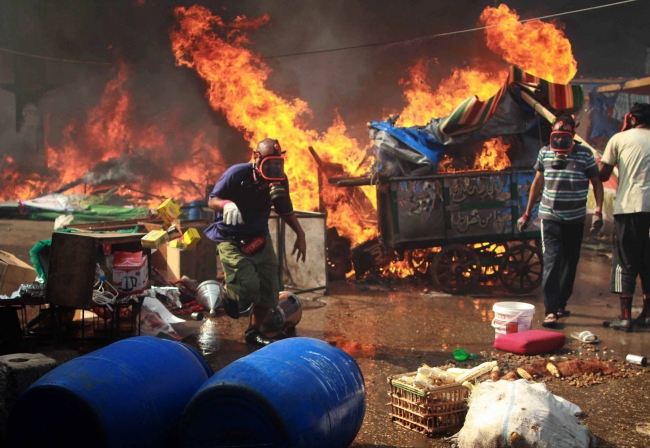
599,103,650,332
518,116,604,328
205,138,307,346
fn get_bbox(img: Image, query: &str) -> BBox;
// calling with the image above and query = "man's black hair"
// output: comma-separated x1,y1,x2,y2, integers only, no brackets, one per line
630,103,650,126
552,115,576,131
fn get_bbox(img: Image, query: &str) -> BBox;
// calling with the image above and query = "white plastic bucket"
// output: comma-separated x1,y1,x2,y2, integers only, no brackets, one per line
491,302,535,338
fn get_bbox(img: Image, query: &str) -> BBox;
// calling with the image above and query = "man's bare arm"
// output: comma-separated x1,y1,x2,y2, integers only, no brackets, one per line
590,176,604,213
208,197,229,213
524,171,544,216
599,162,615,182
281,213,307,262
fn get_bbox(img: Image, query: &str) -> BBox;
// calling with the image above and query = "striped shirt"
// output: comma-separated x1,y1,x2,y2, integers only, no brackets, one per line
534,144,598,222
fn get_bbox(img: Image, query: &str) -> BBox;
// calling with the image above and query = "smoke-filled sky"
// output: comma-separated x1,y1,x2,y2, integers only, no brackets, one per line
0,0,648,164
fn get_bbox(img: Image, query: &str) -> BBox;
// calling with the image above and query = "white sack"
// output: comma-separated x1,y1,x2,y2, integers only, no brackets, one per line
455,379,590,448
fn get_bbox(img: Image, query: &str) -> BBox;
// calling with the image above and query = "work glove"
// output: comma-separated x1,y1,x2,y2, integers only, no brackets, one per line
222,201,244,226
516,214,530,233
591,212,603,232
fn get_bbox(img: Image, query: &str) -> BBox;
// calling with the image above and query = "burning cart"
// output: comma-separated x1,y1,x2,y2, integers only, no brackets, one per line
374,169,542,294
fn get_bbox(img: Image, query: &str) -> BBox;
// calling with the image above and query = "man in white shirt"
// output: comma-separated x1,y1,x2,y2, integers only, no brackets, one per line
599,103,650,332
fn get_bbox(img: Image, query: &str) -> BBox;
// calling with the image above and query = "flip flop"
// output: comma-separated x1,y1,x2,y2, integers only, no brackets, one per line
637,422,650,436
571,331,599,344
542,314,557,328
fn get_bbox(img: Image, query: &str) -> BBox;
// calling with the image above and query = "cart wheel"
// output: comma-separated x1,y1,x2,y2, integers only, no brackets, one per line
498,244,543,294
431,245,481,294
407,249,434,278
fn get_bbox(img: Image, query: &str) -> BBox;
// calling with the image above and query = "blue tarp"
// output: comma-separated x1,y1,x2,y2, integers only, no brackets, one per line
589,92,618,139
370,121,446,167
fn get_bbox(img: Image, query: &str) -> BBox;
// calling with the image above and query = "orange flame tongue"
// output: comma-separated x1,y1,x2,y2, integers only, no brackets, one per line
474,137,511,171
479,4,577,84
170,5,375,245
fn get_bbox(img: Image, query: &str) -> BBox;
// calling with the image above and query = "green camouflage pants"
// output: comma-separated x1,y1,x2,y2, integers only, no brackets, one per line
217,235,280,308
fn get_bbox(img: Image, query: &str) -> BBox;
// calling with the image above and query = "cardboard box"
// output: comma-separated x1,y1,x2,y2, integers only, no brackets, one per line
112,252,148,294
168,228,201,250
141,229,169,249
0,250,37,296
156,198,181,225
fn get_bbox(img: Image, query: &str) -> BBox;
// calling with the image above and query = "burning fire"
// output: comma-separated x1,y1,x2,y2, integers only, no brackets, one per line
474,137,511,171
1,62,228,205
170,5,376,245
479,4,577,84
399,59,508,127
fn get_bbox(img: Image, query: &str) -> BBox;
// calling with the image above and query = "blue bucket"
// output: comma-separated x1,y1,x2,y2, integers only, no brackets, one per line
180,337,366,448
8,336,212,448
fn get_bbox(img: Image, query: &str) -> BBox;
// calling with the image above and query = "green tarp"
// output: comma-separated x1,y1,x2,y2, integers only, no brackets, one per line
27,205,149,223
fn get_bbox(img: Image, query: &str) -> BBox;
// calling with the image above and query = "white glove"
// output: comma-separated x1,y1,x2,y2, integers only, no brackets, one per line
222,201,243,225
516,214,530,232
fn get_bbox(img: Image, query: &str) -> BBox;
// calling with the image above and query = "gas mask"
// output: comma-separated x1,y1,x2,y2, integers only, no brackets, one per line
549,130,575,170
254,140,289,207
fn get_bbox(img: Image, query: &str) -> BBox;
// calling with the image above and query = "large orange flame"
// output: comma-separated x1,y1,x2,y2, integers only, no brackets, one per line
479,4,577,84
399,59,508,127
170,5,376,244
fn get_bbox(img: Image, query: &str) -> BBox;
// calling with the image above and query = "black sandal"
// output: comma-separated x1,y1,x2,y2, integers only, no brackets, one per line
542,313,557,328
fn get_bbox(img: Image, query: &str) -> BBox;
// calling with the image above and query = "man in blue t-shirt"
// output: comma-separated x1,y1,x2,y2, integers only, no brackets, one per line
205,138,306,346
518,116,604,328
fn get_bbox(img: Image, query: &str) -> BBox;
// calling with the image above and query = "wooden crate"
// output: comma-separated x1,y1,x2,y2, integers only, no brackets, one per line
388,372,469,437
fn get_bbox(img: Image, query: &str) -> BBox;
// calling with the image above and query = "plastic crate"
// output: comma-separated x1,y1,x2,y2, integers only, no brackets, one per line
388,372,469,437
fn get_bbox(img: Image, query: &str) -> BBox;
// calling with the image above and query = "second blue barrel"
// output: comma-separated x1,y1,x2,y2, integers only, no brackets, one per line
8,336,212,448
181,337,366,448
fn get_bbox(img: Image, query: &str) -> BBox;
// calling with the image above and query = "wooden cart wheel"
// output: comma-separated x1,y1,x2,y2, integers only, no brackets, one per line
498,244,543,294
407,249,434,278
431,245,481,294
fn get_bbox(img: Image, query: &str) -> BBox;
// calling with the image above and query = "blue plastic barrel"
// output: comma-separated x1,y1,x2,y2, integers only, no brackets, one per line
8,336,212,448
184,199,208,220
180,337,366,448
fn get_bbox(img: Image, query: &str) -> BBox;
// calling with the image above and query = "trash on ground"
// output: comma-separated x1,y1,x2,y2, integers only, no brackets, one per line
571,330,599,344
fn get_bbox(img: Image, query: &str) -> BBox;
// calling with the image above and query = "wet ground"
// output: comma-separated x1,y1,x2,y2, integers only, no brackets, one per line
2,220,650,447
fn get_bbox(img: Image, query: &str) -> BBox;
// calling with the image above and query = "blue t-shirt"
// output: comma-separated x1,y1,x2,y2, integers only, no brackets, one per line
204,163,294,243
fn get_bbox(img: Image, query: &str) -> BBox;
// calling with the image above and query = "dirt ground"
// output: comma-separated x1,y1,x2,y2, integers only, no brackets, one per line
1,219,649,447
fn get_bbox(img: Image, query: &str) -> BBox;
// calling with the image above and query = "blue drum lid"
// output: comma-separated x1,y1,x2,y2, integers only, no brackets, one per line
181,387,290,448
9,387,107,448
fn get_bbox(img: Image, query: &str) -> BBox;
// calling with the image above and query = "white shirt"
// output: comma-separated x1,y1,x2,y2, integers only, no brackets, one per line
602,128,650,215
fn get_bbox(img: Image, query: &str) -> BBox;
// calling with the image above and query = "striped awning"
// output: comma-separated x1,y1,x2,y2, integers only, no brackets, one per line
439,66,584,137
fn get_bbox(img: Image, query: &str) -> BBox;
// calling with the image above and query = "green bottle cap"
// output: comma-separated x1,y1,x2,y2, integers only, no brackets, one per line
453,348,478,361
453,348,469,361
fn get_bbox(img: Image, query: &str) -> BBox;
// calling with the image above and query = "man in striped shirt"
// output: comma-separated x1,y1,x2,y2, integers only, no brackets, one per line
518,116,604,328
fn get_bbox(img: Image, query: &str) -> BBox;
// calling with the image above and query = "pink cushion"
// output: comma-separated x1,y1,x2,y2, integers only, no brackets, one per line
494,330,565,355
